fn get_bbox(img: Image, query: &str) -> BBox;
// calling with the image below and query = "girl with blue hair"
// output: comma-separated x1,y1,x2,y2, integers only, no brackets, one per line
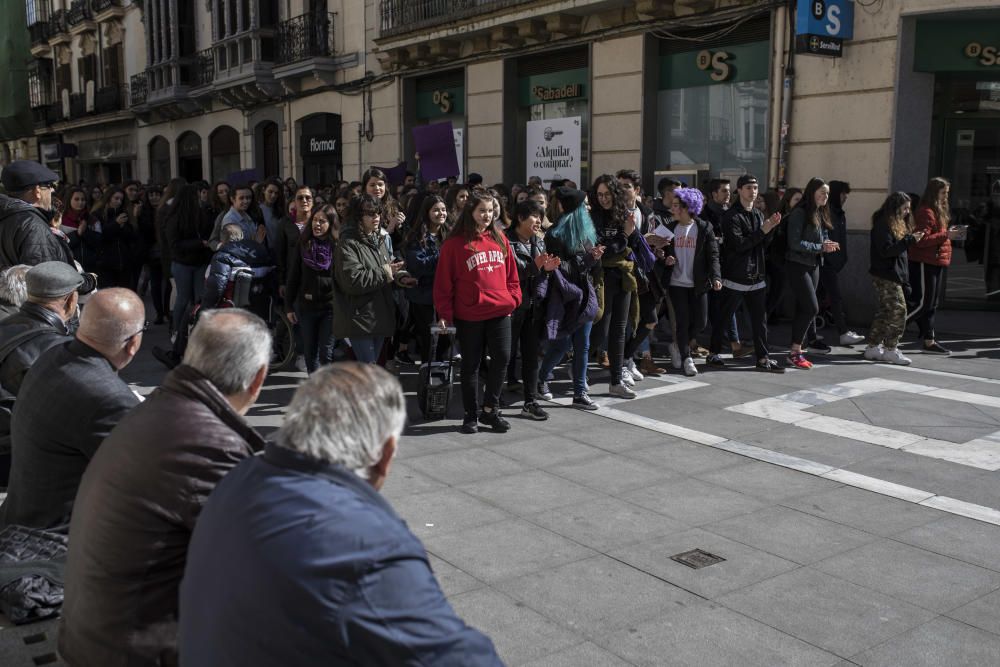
536,187,603,410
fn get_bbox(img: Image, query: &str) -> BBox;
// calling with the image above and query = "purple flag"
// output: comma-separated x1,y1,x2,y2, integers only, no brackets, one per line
413,121,459,181
372,162,409,188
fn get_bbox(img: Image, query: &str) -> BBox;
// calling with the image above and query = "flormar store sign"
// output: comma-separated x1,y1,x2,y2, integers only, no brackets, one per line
302,134,341,158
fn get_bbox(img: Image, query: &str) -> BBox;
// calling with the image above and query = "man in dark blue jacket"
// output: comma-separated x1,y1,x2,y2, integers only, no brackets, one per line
179,362,502,666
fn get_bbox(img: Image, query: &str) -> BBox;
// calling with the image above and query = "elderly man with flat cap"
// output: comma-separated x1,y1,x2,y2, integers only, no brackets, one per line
0,288,145,531
0,160,97,293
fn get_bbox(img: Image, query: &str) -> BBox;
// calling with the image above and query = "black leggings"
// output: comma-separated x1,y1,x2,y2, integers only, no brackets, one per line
669,286,707,359
786,262,820,347
410,302,450,363
593,270,632,384
456,315,511,416
624,290,659,359
510,307,541,403
146,261,165,319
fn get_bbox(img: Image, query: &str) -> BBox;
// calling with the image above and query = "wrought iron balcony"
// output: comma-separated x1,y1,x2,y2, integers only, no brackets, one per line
29,21,51,46
379,0,535,37
47,9,68,39
67,0,94,27
32,101,63,128
277,12,336,64
192,49,215,87
93,0,125,11
95,84,127,114
129,72,147,107
69,92,87,119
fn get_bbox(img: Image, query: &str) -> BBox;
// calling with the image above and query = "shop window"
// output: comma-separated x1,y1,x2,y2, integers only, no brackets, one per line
210,126,241,183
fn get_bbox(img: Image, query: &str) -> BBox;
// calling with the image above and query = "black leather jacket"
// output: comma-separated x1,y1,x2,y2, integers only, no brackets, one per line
506,229,545,311
0,302,71,397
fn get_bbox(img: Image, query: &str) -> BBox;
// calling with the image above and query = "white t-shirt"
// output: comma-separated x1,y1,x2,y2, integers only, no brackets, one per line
671,222,698,288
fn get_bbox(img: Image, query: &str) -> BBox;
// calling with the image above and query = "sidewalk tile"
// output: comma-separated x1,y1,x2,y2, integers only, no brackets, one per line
780,486,945,536
485,436,606,468
849,617,1000,666
495,554,699,637
546,455,679,495
448,588,582,666
459,470,602,515
622,439,748,475
705,506,877,565
743,428,887,469
527,497,687,552
717,568,937,657
559,421,671,452
694,461,843,502
427,554,484,597
519,641,631,666
815,539,1000,613
381,462,449,500
609,528,800,599
597,600,842,666
393,488,510,538
404,448,528,485
620,478,767,525
894,515,1000,572
423,518,594,583
947,588,1000,636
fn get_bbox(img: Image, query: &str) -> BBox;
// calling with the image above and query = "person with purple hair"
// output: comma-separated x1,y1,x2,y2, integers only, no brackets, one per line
663,187,721,376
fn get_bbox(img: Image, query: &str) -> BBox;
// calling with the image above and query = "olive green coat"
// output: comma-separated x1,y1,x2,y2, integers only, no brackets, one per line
332,225,396,339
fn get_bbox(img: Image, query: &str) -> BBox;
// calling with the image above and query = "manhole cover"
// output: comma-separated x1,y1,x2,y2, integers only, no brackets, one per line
670,548,725,569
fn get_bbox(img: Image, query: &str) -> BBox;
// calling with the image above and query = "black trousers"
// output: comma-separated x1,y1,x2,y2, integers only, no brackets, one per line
906,262,943,341
410,302,450,363
456,315,511,416
786,262,820,347
710,286,769,361
669,286,707,359
624,289,659,359
593,270,632,383
146,261,165,319
819,266,848,334
510,306,541,403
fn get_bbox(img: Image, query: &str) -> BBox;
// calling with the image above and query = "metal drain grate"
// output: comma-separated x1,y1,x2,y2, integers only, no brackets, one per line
670,548,726,569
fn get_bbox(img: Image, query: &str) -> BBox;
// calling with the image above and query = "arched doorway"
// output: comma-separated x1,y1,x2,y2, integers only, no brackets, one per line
257,121,281,179
210,126,241,183
148,136,171,185
176,131,203,182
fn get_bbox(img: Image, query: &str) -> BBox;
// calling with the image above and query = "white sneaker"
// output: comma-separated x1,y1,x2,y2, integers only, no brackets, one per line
621,368,636,388
840,331,865,345
880,347,912,365
669,342,682,370
863,344,884,361
683,357,698,377
609,383,637,399
625,358,644,381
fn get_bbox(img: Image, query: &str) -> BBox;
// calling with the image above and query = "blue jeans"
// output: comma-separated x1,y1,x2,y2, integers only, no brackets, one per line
351,336,384,364
539,320,593,397
298,307,334,373
172,262,207,327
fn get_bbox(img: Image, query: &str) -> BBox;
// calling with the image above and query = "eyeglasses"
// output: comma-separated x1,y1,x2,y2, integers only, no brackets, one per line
596,192,612,200
125,322,150,341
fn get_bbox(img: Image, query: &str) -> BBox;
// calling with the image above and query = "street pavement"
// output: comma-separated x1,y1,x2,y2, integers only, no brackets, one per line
43,310,1000,664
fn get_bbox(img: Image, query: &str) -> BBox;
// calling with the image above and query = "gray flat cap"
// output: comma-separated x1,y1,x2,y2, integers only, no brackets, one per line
26,261,84,298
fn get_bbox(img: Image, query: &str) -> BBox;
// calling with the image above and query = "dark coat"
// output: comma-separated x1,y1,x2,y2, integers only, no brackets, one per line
179,443,502,667
665,218,721,295
285,241,335,313
720,204,772,286
869,219,917,286
96,209,141,273
0,195,96,292
785,208,828,268
332,224,396,339
0,339,140,531
203,239,273,308
506,228,545,311
0,302,71,397
59,364,264,667
403,232,441,306
275,218,305,287
825,206,849,273
163,207,214,267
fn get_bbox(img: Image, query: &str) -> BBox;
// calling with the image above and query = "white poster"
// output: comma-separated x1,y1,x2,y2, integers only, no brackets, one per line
453,128,464,184
526,116,581,188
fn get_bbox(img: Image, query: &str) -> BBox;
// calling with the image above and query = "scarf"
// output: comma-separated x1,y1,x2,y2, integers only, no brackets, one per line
301,238,332,271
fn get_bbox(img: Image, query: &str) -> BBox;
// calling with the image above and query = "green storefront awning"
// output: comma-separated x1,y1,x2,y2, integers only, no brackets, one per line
0,1,34,141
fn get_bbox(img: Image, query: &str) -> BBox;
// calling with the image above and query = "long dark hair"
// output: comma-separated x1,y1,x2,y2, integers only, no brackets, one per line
210,180,231,213
165,184,205,238
589,174,629,231
347,193,384,230
872,192,913,241
829,181,851,214
920,177,951,230
300,203,339,248
361,167,399,220
261,177,287,218
403,194,446,250
448,188,508,258
778,187,802,217
92,186,133,227
795,177,832,230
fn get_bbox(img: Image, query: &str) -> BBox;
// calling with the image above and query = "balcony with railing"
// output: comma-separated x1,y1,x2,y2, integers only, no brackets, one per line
206,29,281,103
67,0,96,33
47,9,70,44
379,0,537,37
190,49,215,90
129,71,147,107
93,0,126,16
95,84,128,114
69,92,87,119
29,21,51,47
273,13,351,89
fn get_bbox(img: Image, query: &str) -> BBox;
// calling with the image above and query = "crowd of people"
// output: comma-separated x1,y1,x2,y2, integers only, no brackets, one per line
0,154,966,664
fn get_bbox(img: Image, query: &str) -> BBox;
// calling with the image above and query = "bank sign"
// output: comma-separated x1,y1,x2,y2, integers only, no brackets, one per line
795,0,854,57
914,20,1000,72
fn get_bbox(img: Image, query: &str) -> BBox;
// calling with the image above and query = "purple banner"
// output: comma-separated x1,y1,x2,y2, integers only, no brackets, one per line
372,162,409,188
413,121,459,181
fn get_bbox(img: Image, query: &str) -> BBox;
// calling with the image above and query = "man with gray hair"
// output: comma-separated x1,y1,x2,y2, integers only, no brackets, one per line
0,264,30,319
60,308,270,667
0,288,144,529
179,363,502,666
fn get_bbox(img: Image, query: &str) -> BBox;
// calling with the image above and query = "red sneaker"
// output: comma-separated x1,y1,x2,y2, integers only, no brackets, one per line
788,353,813,370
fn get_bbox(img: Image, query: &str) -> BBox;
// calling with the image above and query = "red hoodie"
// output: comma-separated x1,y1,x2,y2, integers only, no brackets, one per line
433,232,521,323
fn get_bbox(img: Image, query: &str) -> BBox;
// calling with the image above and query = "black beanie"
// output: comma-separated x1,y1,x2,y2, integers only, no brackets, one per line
555,186,586,215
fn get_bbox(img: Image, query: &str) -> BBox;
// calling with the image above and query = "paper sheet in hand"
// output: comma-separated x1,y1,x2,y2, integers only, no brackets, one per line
653,224,674,240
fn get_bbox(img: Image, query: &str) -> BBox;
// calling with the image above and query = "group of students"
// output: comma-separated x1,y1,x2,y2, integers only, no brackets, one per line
78,167,959,435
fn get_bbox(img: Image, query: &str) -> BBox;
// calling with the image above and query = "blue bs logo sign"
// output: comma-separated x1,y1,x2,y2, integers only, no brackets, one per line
795,0,854,57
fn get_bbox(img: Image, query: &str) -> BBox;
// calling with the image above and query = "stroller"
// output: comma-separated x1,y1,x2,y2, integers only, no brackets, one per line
416,325,457,421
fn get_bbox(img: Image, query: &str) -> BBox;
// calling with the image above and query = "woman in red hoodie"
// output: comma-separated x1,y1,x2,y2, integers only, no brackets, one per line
435,188,521,434
907,177,960,355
